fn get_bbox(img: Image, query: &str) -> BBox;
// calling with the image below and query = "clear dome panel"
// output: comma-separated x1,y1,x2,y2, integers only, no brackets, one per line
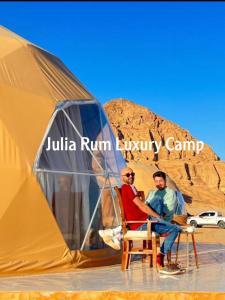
36,101,126,175
37,103,104,174
35,100,125,251
98,106,126,175
37,171,121,250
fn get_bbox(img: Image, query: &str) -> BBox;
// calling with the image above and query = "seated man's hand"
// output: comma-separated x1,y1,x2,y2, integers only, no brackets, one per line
153,214,163,220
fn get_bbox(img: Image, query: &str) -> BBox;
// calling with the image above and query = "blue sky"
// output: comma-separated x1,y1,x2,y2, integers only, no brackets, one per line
1,2,225,160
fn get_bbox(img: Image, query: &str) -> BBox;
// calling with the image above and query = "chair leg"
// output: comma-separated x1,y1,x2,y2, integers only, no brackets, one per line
142,240,147,263
152,237,157,269
126,241,132,269
175,232,181,264
149,254,153,267
122,240,129,271
147,240,152,267
156,235,160,247
191,233,199,268
167,251,172,266
127,254,131,269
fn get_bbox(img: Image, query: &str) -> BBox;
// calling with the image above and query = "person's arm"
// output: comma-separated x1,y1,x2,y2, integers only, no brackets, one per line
133,196,161,218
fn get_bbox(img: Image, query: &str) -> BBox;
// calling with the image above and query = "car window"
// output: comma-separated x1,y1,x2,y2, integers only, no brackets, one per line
209,212,215,216
199,213,208,217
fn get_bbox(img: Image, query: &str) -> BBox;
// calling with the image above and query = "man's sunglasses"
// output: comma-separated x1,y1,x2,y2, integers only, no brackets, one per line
122,172,135,178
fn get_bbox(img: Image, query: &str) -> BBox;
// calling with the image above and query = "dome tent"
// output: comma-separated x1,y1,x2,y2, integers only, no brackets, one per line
0,26,125,275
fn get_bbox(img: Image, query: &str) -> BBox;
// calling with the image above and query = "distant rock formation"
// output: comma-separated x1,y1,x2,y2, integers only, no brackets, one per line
104,98,225,213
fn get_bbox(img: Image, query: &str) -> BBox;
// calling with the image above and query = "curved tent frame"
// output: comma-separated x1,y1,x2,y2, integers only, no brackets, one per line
33,99,125,252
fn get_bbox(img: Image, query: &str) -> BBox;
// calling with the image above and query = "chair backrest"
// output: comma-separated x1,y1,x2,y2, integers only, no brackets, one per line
114,186,145,234
114,186,126,222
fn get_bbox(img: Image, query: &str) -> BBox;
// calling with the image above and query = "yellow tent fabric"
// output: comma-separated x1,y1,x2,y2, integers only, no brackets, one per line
0,26,120,276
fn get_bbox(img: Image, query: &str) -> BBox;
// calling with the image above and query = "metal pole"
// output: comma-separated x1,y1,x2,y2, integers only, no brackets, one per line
34,168,105,176
108,177,120,225
80,178,107,250
33,109,58,170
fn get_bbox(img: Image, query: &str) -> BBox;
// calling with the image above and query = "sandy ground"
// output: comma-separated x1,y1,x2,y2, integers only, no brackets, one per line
192,226,225,245
186,205,225,245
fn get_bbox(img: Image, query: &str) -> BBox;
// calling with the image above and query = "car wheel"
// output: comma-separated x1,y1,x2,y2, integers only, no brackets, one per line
218,221,225,229
190,220,198,228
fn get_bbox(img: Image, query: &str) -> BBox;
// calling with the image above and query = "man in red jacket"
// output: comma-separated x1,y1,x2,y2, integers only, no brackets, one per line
99,167,182,274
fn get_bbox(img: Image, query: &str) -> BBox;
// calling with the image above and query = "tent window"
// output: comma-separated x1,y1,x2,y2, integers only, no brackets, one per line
34,101,125,251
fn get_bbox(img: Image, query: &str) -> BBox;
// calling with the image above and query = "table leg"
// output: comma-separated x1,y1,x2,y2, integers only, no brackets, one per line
191,233,199,268
186,233,189,269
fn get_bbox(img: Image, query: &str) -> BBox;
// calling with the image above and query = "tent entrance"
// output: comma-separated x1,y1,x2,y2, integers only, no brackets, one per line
33,100,125,250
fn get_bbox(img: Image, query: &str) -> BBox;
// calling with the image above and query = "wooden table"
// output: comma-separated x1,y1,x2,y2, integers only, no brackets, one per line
175,229,200,269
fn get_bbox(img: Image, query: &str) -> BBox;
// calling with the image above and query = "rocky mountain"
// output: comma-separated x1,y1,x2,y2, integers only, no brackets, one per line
104,98,225,213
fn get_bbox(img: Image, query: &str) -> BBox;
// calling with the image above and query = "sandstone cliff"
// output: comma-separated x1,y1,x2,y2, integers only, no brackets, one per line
104,98,225,213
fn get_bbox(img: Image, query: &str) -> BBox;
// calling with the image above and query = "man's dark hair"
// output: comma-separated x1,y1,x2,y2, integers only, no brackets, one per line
153,171,166,180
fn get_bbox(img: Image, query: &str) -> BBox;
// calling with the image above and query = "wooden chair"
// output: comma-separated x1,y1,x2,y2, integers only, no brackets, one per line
114,186,158,271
